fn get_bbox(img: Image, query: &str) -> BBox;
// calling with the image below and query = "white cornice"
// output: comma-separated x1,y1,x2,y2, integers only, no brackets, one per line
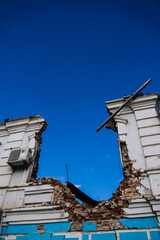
0,115,47,136
114,116,128,124
106,94,159,115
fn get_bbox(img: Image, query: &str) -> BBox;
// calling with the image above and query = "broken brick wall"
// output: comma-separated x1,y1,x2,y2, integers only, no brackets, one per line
28,139,151,231
1,94,160,239
27,94,160,232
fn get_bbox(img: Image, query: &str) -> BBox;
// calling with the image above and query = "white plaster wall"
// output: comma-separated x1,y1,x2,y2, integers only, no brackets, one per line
3,189,24,209
149,174,160,196
146,156,160,169
0,136,8,164
0,116,46,188
107,95,160,192
0,116,47,215
119,113,146,170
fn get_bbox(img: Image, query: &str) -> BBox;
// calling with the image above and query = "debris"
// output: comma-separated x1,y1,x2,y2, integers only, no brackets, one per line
28,141,150,231
37,224,46,234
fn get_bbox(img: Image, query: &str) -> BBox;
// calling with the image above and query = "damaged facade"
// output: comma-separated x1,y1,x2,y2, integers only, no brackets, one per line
0,94,160,240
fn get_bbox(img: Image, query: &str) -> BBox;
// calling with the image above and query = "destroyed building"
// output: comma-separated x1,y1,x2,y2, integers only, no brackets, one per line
0,93,160,240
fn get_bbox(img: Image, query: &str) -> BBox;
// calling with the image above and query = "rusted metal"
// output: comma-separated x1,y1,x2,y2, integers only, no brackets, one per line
96,78,152,132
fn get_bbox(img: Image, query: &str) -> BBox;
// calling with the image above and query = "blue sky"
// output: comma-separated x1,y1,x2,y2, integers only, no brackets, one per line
0,0,159,200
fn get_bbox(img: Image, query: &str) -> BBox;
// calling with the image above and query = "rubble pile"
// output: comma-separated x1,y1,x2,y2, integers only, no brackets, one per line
28,141,150,231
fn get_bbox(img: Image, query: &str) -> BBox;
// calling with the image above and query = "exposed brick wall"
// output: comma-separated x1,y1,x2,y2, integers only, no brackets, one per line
28,140,152,231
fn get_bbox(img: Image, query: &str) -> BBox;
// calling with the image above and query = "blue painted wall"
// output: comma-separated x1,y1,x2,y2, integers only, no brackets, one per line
51,236,65,240
119,231,148,240
91,233,116,240
0,230,160,240
1,222,72,235
0,217,160,240
83,222,97,231
82,235,89,240
150,231,160,240
118,217,158,229
2,217,158,236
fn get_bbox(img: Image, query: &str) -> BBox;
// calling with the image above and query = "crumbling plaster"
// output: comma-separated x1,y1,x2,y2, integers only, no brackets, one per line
23,94,160,231
27,139,152,231
1,94,160,235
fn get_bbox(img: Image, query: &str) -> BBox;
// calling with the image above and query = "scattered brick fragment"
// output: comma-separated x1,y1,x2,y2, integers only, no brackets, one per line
28,140,152,231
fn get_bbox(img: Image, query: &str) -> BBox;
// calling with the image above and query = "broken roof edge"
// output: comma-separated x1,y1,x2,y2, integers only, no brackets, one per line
0,115,48,134
105,93,159,104
105,93,159,114
105,92,159,105
0,115,47,125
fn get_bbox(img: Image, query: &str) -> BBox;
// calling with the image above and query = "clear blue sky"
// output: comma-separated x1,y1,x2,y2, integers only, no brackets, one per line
0,0,159,200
